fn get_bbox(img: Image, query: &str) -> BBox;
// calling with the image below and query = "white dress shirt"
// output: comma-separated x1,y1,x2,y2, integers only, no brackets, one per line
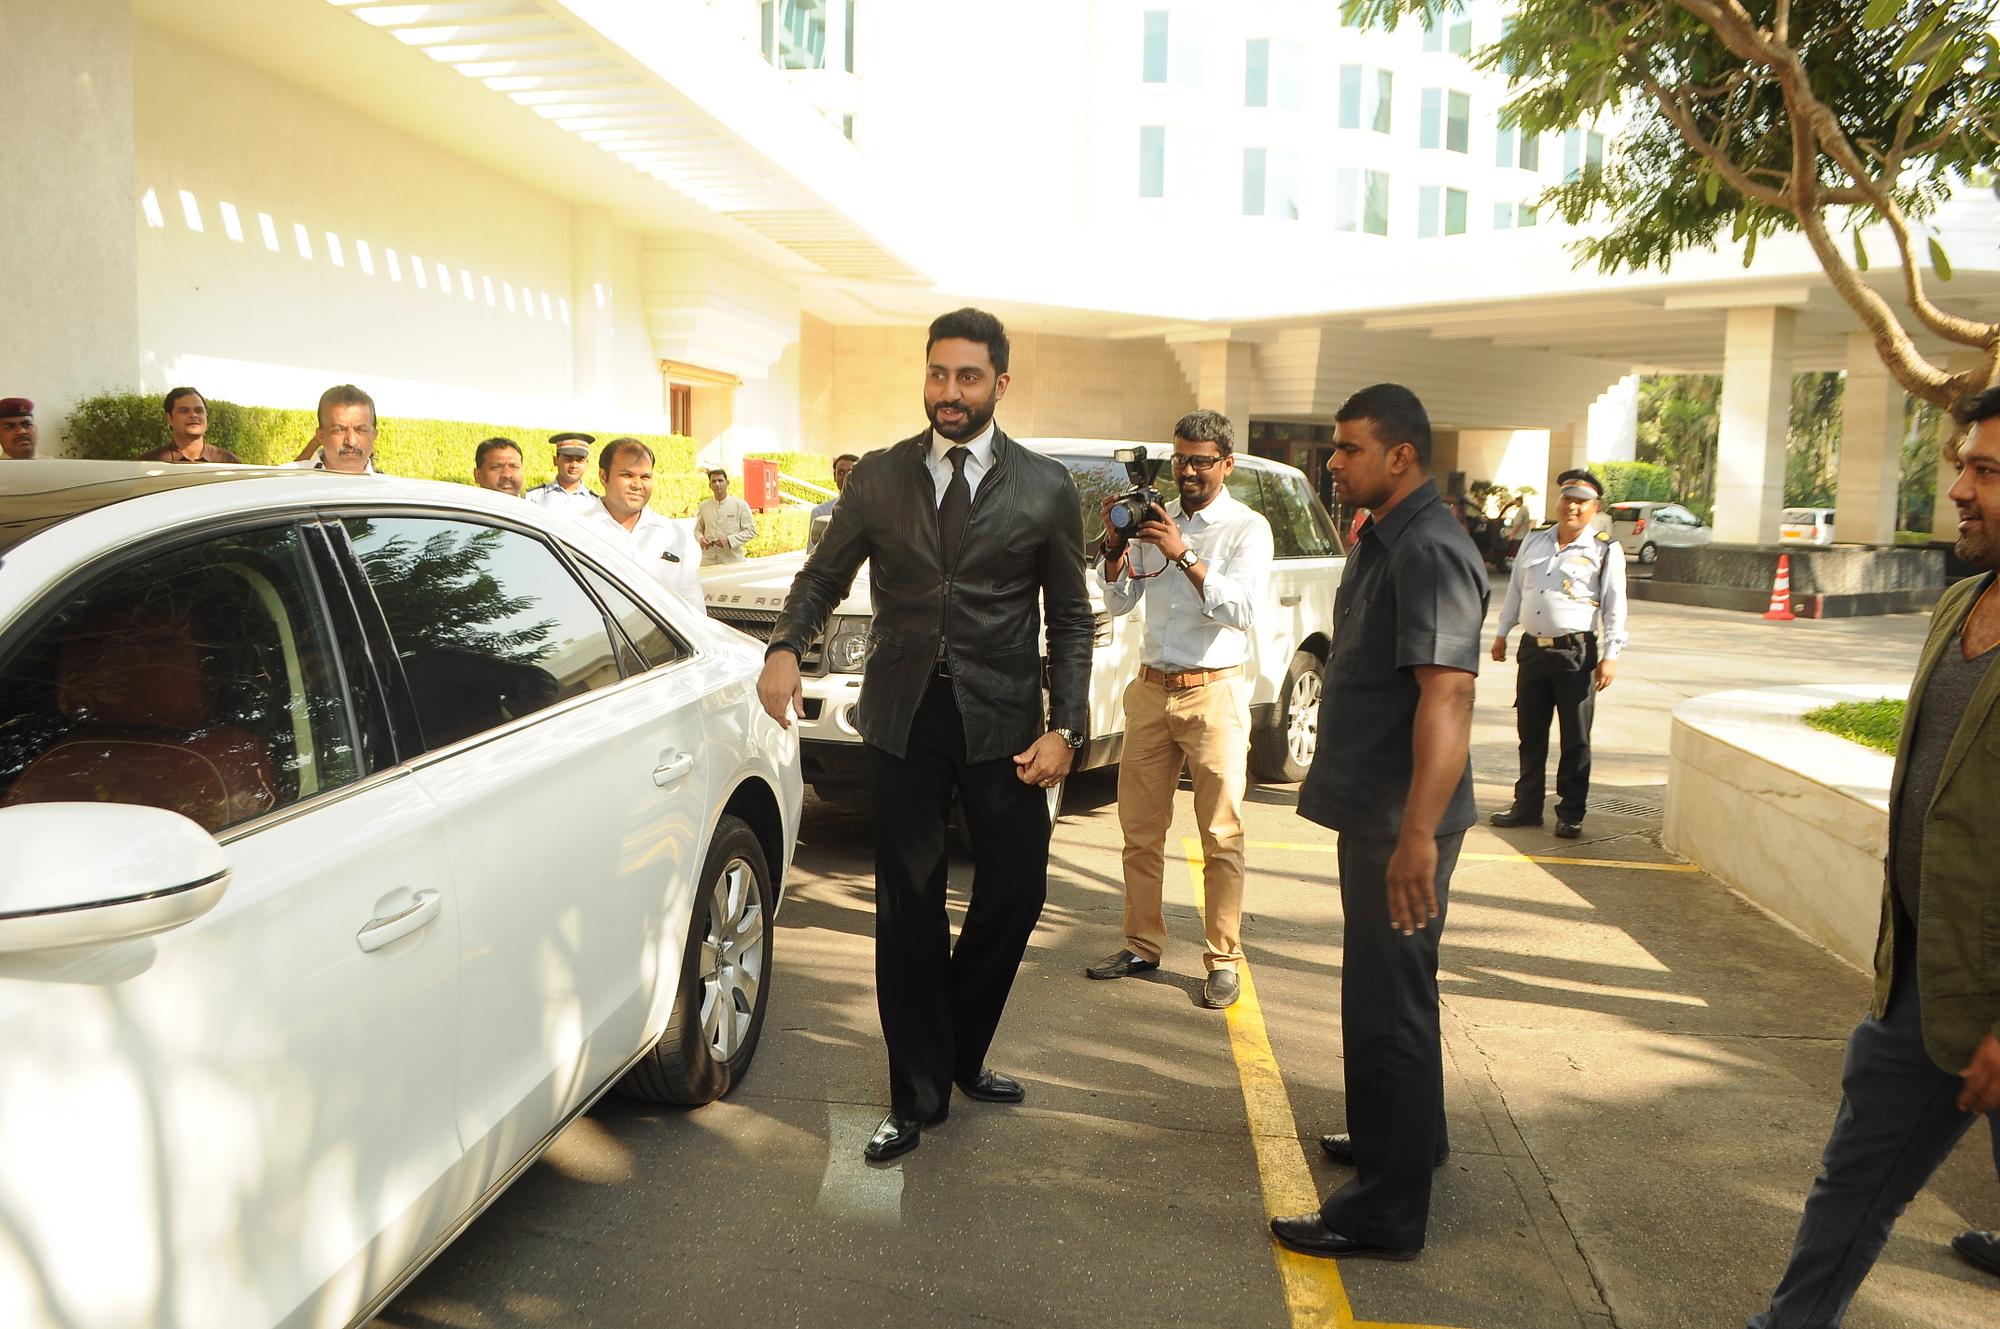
526,480,600,514
926,420,996,503
1495,524,1629,657
581,503,705,615
696,494,759,564
1098,487,1273,671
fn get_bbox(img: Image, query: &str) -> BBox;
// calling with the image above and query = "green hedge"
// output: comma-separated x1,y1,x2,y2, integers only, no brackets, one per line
1598,461,1674,504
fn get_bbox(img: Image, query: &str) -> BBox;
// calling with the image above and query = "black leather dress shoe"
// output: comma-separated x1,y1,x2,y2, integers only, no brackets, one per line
1202,969,1240,1009
1554,819,1583,839
957,1068,1025,1103
1086,949,1159,979
863,1107,947,1162
1488,807,1543,828
1952,1229,2000,1278
1269,1213,1420,1261
1319,1133,1448,1168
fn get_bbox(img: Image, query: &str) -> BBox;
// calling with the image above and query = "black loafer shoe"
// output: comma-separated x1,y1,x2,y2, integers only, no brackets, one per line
1488,808,1543,828
1269,1213,1420,1261
1318,1132,1448,1168
1952,1229,2000,1278
957,1068,1025,1103
1086,948,1160,980
1202,969,1240,1009
1554,819,1583,839
864,1112,931,1162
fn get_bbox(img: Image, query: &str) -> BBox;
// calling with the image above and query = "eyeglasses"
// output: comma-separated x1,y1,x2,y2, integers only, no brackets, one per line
1170,454,1225,472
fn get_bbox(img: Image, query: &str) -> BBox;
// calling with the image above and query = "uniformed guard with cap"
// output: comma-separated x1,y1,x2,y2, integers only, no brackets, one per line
1489,468,1628,838
0,397,37,460
525,432,599,513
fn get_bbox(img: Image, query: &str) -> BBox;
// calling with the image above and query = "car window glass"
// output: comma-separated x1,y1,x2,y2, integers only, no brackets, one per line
578,563,691,671
1257,469,1339,558
0,524,361,833
1059,458,1142,547
343,516,622,750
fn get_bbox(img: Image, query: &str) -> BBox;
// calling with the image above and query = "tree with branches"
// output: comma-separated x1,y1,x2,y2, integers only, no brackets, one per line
1349,0,2000,420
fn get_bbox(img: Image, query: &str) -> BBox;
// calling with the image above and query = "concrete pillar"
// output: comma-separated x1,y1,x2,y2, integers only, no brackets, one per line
1833,333,1904,545
1195,339,1255,440
1,0,140,453
1929,351,1988,539
1543,421,1589,522
570,205,620,406
1713,306,1796,544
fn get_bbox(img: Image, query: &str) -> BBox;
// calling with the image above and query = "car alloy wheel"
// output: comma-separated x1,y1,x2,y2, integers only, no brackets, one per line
1638,541,1658,565
1286,668,1321,769
700,856,766,1062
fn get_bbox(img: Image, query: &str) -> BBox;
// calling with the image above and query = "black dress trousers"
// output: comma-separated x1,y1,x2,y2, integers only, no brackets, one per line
1320,830,1463,1251
868,672,1051,1121
1511,634,1597,822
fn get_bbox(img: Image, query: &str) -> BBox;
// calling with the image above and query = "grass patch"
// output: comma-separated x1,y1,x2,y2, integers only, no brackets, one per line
1804,698,1904,755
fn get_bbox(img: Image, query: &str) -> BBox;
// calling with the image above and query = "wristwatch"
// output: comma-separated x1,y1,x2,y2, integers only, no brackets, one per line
1174,546,1202,572
1054,727,1085,751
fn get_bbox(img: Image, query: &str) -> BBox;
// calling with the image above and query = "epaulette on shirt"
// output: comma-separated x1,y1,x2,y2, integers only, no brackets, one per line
1595,530,1611,543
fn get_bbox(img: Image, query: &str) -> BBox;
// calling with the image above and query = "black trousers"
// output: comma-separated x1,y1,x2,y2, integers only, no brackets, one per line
867,674,1051,1121
1321,830,1463,1250
1512,634,1597,822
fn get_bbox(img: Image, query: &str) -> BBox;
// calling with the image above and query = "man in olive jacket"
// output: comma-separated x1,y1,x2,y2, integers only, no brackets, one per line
758,308,1092,1162
1749,385,2000,1327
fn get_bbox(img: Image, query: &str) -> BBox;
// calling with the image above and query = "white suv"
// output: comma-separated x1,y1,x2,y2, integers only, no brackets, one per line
702,439,1347,798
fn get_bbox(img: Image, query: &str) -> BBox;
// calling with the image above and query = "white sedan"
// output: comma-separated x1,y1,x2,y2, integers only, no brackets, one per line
0,462,801,1329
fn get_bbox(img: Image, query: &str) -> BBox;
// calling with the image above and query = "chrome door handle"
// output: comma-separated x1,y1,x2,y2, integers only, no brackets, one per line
356,890,441,954
653,753,696,787
1280,593,1302,606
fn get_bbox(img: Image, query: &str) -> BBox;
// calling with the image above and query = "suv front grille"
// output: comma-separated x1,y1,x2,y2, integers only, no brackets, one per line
709,607,827,676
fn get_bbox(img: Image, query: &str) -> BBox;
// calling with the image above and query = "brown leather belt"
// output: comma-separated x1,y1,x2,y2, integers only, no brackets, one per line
1140,663,1242,690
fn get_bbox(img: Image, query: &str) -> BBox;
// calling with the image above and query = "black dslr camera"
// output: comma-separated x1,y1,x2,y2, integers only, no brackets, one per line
1105,446,1170,542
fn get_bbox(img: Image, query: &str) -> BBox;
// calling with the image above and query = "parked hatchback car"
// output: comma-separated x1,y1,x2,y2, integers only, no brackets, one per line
0,462,800,1329
702,439,1346,793
1780,506,1837,545
1607,500,1714,564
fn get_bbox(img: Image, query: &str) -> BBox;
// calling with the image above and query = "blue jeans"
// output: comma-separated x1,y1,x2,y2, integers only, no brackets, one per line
1748,977,2000,1327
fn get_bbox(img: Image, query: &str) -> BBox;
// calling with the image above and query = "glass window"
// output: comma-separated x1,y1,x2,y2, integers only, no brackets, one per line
1447,91,1470,152
1139,125,1166,198
1142,11,1168,82
844,0,856,73
1493,201,1514,230
1259,471,1340,559
1269,150,1301,220
1242,147,1267,216
1564,129,1582,181
344,517,622,751
1245,38,1269,107
1371,69,1393,132
1338,64,1362,128
0,524,361,834
762,0,826,71
1363,170,1389,235
1418,184,1440,239
1421,6,1443,51
1445,187,1467,235
578,564,690,673
1269,40,1303,110
1587,131,1605,171
1518,201,1538,227
1419,88,1441,148
1496,118,1516,168
1449,17,1472,56
1520,129,1540,171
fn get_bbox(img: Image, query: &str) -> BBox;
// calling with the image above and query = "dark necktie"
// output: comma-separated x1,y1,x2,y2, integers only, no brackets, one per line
938,445,971,569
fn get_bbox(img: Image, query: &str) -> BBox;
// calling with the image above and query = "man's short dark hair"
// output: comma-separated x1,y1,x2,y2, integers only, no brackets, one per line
926,307,1010,376
1955,385,2000,427
1335,383,1433,468
1173,409,1234,456
163,387,204,415
475,436,522,467
833,453,860,466
705,467,728,481
317,383,376,428
1558,468,1605,498
600,437,654,472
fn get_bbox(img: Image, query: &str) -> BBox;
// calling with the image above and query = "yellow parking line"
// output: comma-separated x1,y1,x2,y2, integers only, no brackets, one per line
1184,840,1467,1329
1246,840,1700,874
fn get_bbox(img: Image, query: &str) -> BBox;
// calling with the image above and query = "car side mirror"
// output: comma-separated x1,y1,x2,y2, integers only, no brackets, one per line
0,803,231,953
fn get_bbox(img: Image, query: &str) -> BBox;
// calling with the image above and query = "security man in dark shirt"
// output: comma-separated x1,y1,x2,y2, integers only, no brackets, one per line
1271,383,1489,1263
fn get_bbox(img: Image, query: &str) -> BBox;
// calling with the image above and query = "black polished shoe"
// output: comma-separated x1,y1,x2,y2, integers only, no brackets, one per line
1086,948,1160,980
957,1068,1025,1103
1488,807,1543,828
1553,819,1583,839
864,1110,940,1162
1202,969,1240,1009
1269,1212,1420,1261
1318,1132,1448,1168
1952,1229,2000,1278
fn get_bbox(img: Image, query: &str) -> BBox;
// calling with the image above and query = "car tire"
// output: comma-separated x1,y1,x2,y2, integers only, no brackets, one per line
1638,541,1658,565
620,814,773,1107
1250,649,1324,783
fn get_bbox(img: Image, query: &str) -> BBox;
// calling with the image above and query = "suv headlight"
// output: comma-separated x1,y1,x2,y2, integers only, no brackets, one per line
825,616,871,673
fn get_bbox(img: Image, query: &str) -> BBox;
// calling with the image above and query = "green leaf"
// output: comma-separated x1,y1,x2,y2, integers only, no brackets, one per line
1892,6,1950,67
1703,169,1720,205
1731,206,1750,241
1862,0,1903,30
1743,226,1758,268
1853,228,1870,271
1929,235,1953,280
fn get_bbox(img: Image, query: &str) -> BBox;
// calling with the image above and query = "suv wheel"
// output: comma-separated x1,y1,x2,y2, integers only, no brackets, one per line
1638,541,1659,565
1250,649,1323,783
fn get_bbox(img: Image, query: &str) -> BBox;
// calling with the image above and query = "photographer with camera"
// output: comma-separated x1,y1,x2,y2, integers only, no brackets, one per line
1084,410,1273,1010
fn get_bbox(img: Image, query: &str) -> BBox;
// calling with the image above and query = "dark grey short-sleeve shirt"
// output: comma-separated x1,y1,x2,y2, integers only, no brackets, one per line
1297,478,1490,838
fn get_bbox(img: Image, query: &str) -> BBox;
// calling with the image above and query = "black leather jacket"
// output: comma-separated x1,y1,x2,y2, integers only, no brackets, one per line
768,429,1092,761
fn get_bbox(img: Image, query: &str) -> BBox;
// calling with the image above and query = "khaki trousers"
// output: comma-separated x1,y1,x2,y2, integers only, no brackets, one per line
1116,673,1249,971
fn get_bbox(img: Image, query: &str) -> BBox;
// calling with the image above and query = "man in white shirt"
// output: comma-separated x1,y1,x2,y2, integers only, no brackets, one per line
581,438,704,615
1084,410,1274,1010
288,384,381,474
695,468,759,564
525,433,600,512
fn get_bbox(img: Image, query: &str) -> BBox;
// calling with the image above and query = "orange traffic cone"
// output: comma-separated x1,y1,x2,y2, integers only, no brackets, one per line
1763,553,1796,621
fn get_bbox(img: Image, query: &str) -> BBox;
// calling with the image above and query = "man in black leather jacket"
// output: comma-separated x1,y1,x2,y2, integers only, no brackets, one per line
759,307,1093,1162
